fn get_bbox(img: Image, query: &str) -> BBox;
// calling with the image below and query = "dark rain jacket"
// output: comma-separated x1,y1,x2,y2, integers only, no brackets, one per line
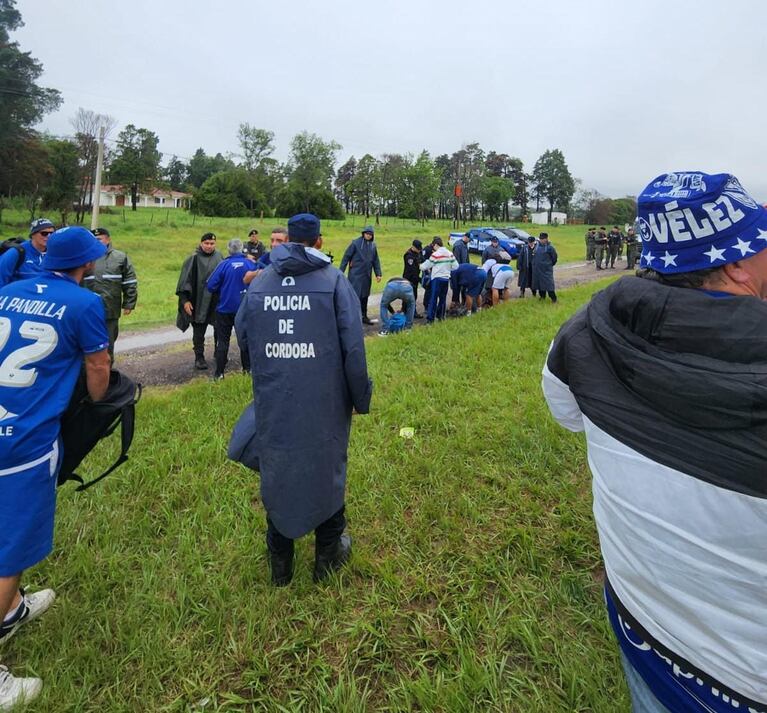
543,277,767,707
339,236,382,299
230,242,372,539
82,245,138,320
516,243,535,289
532,242,557,292
452,239,470,265
175,247,223,330
402,249,421,283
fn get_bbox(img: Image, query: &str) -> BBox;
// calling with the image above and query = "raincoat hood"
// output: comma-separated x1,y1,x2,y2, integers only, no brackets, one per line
270,242,331,277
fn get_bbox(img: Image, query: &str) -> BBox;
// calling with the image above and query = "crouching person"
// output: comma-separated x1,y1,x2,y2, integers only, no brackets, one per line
0,227,110,708
378,277,415,336
232,213,372,586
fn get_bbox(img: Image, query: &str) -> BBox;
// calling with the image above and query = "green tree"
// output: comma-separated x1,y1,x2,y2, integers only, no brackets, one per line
481,175,515,221
0,0,62,202
40,137,79,224
283,131,343,217
192,168,267,217
348,154,377,217
433,154,454,220
531,149,575,223
163,155,188,191
334,156,357,213
187,148,234,188
237,124,275,172
109,124,162,210
400,151,439,225
451,143,486,221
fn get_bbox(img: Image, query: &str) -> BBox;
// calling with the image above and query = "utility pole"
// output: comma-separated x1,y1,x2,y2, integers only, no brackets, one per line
90,125,105,230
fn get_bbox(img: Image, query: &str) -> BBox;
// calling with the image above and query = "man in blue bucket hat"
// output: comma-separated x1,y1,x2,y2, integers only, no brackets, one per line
0,226,111,708
543,172,767,712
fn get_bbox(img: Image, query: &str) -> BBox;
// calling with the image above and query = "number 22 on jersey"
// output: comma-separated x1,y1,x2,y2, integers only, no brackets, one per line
0,317,59,387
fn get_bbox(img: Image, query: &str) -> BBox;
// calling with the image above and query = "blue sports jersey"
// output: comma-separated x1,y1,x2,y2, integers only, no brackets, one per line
0,240,46,287
0,272,109,470
206,255,254,313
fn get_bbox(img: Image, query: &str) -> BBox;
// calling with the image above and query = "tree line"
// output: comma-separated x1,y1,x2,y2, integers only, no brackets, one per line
0,0,613,226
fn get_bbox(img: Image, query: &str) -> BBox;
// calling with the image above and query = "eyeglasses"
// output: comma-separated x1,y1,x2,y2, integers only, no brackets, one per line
39,231,54,236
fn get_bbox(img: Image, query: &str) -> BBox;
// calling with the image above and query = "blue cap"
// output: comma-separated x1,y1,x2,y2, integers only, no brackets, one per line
42,226,107,270
29,218,54,237
287,213,321,240
637,172,767,273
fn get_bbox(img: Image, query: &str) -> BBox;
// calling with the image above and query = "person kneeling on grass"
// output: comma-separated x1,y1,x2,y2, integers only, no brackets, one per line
450,263,487,314
482,259,515,305
0,227,111,709
378,277,415,336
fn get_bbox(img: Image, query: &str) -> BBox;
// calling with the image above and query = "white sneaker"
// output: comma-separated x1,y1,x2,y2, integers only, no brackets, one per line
0,589,56,643
0,665,42,710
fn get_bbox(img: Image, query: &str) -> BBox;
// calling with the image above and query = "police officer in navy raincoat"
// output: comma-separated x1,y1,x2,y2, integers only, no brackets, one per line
339,225,382,324
231,213,372,586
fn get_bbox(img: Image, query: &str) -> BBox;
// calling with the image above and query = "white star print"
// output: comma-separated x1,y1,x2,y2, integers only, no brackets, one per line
755,228,767,242
731,238,755,257
660,251,678,268
643,251,655,265
703,245,727,263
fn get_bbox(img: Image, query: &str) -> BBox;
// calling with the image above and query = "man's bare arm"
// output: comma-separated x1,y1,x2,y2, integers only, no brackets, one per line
85,350,111,401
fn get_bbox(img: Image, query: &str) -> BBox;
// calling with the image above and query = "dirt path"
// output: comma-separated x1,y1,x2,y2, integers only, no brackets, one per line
115,260,618,387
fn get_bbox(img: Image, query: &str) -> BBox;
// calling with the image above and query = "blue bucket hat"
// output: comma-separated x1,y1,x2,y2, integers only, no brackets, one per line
636,171,767,273
42,226,107,270
287,213,321,240
29,217,54,237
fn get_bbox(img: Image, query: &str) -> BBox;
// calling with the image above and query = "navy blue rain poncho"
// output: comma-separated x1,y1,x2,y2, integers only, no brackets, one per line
231,242,372,538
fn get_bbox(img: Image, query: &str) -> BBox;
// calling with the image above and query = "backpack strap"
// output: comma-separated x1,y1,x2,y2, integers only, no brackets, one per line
75,383,141,492
13,245,25,274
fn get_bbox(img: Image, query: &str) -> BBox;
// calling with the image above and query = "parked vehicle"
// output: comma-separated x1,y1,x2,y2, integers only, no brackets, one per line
448,227,524,260
499,226,534,243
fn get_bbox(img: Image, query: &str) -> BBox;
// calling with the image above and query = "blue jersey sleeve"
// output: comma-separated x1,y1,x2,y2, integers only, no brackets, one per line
77,294,109,354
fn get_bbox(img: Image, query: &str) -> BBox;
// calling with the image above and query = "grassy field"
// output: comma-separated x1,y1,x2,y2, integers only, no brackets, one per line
2,276,630,712
0,209,591,330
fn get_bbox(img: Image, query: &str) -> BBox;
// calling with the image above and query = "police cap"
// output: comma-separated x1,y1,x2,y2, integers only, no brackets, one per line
288,213,321,240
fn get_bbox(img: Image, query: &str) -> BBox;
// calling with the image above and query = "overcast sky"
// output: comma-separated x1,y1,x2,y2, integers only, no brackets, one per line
15,0,767,200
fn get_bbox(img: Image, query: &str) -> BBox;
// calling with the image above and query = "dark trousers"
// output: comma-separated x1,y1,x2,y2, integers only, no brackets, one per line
266,506,346,556
606,246,619,268
539,290,557,302
360,295,369,318
407,278,419,304
192,321,218,359
422,281,432,311
427,278,449,322
214,311,250,375
106,318,119,362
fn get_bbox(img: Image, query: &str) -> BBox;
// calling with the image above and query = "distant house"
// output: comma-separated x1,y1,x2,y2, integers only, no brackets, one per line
93,184,191,209
531,211,568,225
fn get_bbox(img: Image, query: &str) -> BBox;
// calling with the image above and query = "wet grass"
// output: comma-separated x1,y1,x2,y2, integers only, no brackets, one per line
1,276,629,711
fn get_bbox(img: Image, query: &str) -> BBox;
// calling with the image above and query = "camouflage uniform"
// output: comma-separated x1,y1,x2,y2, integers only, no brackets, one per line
594,230,609,269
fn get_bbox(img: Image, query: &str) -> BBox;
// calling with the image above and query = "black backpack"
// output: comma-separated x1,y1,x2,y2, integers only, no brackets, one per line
0,237,26,274
58,370,141,491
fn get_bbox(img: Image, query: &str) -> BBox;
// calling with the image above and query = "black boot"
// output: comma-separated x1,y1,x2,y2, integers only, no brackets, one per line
194,355,208,370
313,533,352,583
269,548,294,586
